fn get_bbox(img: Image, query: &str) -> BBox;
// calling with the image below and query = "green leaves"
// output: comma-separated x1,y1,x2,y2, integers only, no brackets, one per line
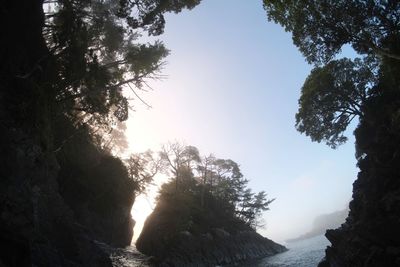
157,142,273,229
296,58,377,148
44,0,200,129
263,1,396,148
125,41,170,84
263,0,400,65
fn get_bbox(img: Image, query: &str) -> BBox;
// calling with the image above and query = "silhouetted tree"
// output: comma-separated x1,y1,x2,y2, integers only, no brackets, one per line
126,150,163,195
263,0,400,148
92,121,129,155
43,0,202,131
263,0,400,64
295,57,378,147
157,142,274,229
159,142,201,191
197,154,215,207
263,2,400,264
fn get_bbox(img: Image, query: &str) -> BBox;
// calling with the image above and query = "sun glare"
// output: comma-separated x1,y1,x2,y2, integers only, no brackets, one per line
130,170,169,243
130,194,154,242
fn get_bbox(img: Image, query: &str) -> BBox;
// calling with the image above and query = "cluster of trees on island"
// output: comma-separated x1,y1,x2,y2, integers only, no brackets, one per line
129,143,274,230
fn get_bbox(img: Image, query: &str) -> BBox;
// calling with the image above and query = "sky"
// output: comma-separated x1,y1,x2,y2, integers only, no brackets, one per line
126,0,358,243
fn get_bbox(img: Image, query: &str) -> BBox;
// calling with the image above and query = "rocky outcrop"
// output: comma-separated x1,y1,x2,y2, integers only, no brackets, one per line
137,202,286,266
0,1,132,265
138,228,285,266
319,89,400,267
55,120,136,247
57,152,136,247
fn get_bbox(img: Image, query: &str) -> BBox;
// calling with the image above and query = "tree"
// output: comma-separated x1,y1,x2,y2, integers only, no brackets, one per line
157,143,274,229
159,142,201,191
263,0,400,65
197,154,215,207
248,191,275,229
295,57,378,148
262,2,400,264
263,0,399,148
93,120,129,155
43,0,202,130
125,150,163,195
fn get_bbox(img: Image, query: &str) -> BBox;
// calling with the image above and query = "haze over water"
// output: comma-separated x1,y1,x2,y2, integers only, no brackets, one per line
258,235,329,267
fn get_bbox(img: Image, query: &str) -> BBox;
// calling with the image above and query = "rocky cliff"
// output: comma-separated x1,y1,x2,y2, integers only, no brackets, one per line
55,117,136,247
319,81,400,266
0,1,135,265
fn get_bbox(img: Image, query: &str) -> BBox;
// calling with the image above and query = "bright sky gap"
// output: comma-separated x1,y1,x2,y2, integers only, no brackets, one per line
126,0,357,243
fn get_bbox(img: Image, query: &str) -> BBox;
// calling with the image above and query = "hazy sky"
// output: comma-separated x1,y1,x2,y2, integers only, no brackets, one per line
127,0,357,243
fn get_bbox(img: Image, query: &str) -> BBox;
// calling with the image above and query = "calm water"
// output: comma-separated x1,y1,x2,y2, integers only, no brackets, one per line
106,235,329,267
249,235,330,267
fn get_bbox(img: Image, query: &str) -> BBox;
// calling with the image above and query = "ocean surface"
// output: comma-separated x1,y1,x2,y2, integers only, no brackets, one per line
245,235,330,267
106,234,330,267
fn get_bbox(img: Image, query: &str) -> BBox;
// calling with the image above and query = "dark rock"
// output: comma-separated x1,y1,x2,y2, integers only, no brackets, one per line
0,95,113,267
320,90,400,266
0,1,129,265
212,228,230,239
56,138,136,248
136,205,286,266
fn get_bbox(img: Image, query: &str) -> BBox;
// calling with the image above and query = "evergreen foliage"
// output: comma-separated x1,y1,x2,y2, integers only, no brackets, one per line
263,0,400,64
156,143,274,231
263,1,400,265
43,0,202,146
263,0,400,148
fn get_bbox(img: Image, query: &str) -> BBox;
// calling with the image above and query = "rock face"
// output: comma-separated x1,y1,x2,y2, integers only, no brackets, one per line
320,89,400,267
139,229,285,266
0,2,111,264
57,150,136,247
55,119,136,247
0,1,134,265
136,204,286,266
0,119,112,267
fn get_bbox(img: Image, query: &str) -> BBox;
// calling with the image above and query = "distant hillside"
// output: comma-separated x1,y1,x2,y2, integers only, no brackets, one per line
286,208,349,243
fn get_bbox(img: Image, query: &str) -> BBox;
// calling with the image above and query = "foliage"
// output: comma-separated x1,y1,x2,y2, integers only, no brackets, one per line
262,4,400,262
159,142,201,189
295,57,378,148
263,0,400,148
263,0,400,65
43,0,203,202
156,142,274,230
43,0,201,131
125,150,163,194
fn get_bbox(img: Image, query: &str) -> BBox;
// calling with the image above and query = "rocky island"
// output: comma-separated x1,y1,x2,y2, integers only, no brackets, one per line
136,145,286,266
137,202,286,266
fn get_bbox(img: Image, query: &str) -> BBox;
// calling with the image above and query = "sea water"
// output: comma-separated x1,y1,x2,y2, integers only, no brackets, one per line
250,235,330,267
107,234,329,266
